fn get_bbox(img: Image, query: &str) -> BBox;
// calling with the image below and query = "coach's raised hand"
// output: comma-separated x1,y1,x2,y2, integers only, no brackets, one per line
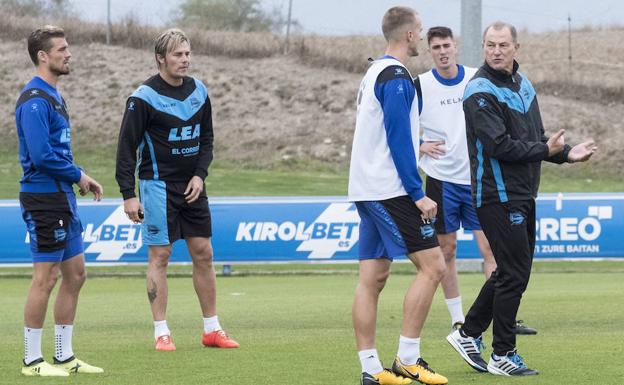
546,128,565,156
567,139,597,163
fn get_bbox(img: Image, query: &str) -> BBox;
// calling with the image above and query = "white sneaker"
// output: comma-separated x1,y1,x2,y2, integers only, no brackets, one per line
446,329,488,372
487,350,539,376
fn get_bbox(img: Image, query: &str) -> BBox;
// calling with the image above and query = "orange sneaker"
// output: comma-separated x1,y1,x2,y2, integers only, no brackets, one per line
202,330,240,348
155,335,176,351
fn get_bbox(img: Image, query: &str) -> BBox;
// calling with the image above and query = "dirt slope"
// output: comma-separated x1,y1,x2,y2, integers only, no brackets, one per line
1,39,621,172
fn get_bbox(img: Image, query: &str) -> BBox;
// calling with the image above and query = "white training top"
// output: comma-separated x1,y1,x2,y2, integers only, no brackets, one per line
418,65,477,185
348,57,422,202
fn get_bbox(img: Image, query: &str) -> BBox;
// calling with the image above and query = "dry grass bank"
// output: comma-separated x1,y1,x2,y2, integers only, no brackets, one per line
0,15,284,58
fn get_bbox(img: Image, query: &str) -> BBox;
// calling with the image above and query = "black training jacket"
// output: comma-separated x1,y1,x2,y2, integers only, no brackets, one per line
463,61,570,208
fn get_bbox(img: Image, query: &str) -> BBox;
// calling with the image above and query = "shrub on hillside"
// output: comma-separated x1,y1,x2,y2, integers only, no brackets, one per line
175,0,288,33
0,14,283,58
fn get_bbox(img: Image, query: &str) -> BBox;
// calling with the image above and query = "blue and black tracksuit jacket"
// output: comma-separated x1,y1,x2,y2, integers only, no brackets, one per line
115,74,214,200
15,76,82,193
463,61,570,208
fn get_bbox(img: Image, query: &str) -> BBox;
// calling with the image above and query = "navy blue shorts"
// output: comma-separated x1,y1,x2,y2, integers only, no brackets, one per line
20,191,84,263
425,176,481,234
355,195,439,261
139,180,212,245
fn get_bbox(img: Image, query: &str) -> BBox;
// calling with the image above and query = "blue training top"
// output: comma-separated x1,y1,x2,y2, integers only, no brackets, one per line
15,76,81,193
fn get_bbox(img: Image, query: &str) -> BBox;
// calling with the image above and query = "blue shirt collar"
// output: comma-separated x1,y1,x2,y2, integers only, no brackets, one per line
378,54,397,61
33,76,58,92
432,64,465,86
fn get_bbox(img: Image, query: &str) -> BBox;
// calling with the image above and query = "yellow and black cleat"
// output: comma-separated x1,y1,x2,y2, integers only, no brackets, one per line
22,358,69,377
53,356,104,374
361,368,412,385
392,357,448,385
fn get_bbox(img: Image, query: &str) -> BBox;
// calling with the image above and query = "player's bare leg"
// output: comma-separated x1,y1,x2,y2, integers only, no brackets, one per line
187,236,239,348
187,237,217,317
353,258,391,350
147,245,171,321
54,254,86,325
438,233,459,299
402,247,446,338
474,231,495,279
354,259,410,384
25,262,60,329
392,247,448,384
437,232,466,330
147,245,176,350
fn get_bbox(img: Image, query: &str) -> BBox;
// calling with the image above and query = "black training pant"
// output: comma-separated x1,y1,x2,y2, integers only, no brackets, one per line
461,199,536,355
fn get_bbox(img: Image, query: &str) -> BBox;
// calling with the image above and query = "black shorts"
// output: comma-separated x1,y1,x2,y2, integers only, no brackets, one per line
355,195,439,260
19,191,84,262
139,180,212,245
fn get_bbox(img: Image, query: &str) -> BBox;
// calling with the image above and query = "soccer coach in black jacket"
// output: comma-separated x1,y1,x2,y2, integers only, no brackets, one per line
446,21,597,376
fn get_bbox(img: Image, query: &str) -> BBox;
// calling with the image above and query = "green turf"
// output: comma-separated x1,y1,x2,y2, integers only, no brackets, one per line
0,143,348,198
1,264,623,385
0,143,622,199
2,259,624,278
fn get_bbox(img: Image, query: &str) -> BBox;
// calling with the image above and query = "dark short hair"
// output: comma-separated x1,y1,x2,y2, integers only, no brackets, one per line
483,21,518,43
427,26,453,44
27,25,65,65
381,6,417,42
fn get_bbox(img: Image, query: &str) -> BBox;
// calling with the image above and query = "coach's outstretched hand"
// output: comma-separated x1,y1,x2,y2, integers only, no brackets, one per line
185,176,204,204
124,197,144,223
567,139,597,163
78,171,103,201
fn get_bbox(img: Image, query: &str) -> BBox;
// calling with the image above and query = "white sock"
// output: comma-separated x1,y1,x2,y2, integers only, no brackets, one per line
154,320,170,339
54,324,74,362
24,327,43,365
358,348,383,375
397,335,420,365
203,315,222,333
445,296,465,326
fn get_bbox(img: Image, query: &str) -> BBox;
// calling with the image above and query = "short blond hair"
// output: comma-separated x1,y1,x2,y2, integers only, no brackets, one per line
381,6,418,42
154,28,189,68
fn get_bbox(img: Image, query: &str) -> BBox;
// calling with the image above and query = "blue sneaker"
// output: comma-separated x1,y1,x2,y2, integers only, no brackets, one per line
487,350,539,376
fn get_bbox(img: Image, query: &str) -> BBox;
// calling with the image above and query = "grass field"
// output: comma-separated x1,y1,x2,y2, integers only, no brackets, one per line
1,262,623,385
0,144,351,199
0,144,622,199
